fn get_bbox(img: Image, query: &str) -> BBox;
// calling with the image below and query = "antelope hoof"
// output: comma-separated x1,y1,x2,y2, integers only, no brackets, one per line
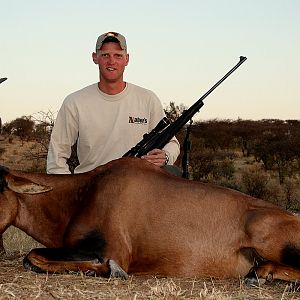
108,259,128,279
23,256,45,273
244,269,266,287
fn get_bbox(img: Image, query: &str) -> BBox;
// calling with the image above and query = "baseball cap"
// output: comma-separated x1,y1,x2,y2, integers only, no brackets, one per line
96,32,127,52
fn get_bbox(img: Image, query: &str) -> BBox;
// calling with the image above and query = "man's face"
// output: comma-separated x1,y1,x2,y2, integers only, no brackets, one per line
93,42,129,83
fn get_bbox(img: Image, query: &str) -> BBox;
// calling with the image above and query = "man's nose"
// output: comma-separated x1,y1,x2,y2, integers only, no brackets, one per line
108,56,116,64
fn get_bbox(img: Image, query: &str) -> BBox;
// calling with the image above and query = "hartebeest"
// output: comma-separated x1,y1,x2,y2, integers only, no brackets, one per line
1,157,300,284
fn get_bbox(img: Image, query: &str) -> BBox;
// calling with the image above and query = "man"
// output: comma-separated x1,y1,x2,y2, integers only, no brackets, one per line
47,32,180,174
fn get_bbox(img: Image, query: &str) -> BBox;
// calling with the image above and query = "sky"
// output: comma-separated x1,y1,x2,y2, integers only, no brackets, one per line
1,0,299,123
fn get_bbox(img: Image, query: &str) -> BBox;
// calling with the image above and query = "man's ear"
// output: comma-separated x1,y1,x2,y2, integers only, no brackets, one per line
92,52,98,64
125,53,129,66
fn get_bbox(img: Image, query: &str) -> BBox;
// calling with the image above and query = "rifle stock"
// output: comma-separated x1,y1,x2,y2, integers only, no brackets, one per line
123,56,247,158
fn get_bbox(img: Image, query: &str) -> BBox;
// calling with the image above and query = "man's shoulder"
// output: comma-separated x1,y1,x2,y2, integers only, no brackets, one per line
63,83,98,105
127,83,159,99
68,83,98,98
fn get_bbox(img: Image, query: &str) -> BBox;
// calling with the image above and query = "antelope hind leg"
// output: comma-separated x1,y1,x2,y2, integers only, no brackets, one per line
245,262,300,286
23,247,128,279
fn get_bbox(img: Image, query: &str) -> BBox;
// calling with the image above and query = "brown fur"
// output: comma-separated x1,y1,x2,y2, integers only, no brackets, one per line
1,157,300,282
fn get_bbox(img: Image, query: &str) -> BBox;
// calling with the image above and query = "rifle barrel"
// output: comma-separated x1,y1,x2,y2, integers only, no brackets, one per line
177,56,247,125
0,78,7,84
123,56,247,158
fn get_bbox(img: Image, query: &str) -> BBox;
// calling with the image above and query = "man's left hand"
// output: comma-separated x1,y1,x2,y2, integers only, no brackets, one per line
141,149,168,167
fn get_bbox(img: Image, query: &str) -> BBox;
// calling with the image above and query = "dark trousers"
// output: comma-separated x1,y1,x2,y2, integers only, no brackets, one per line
162,165,183,177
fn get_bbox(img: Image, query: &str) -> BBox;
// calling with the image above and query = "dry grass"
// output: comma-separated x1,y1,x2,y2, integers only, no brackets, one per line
0,136,45,171
1,139,300,299
0,255,299,299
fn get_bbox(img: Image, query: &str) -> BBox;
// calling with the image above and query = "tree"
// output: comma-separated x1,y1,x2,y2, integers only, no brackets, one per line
3,116,35,144
231,119,261,157
192,120,235,152
24,111,55,162
252,130,298,184
164,101,187,122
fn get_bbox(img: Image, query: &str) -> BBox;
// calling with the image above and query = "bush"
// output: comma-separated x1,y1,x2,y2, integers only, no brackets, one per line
0,147,5,157
282,179,300,211
191,151,215,180
214,178,242,192
211,159,235,180
241,166,269,199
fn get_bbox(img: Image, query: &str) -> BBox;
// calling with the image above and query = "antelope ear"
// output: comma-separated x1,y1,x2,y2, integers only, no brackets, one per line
6,174,53,194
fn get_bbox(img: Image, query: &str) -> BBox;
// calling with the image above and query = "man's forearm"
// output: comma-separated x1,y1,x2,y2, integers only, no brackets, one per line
162,138,180,165
46,143,72,174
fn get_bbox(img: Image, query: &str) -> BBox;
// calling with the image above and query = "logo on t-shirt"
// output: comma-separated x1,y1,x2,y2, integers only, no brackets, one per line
128,116,148,125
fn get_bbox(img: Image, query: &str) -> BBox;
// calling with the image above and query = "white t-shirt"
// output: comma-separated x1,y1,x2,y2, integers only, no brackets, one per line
47,82,180,174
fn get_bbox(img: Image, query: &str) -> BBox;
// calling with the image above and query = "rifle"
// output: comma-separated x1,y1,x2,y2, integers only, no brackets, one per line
123,56,247,158
0,78,7,85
